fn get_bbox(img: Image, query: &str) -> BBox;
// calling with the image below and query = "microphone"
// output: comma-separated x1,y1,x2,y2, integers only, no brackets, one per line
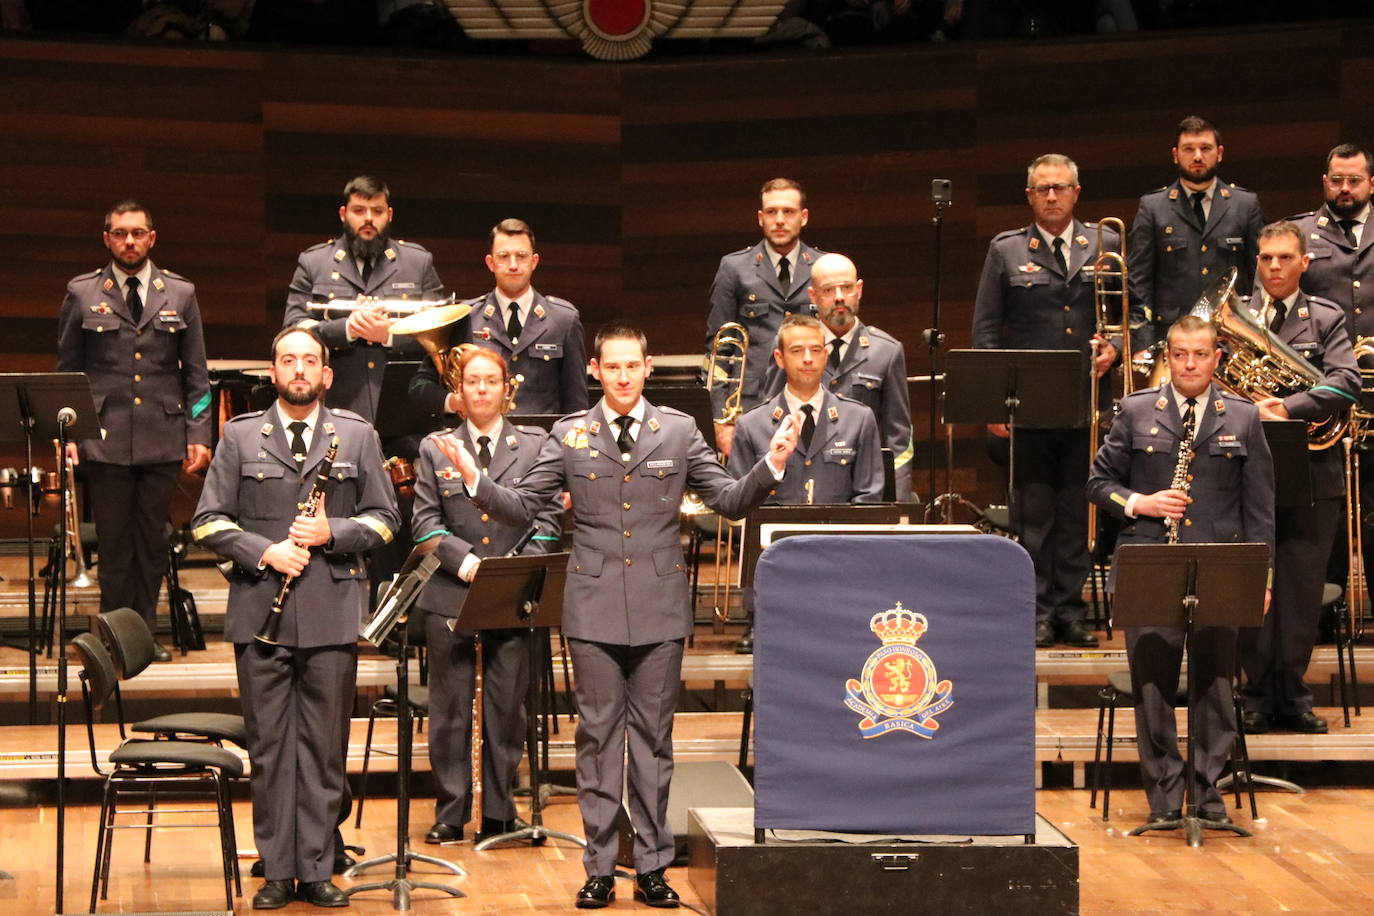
57,407,78,427
931,179,952,204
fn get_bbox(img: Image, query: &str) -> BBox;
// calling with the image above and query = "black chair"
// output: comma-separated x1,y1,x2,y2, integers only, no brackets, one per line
71,632,243,912
1089,669,1257,822
1320,582,1360,727
738,672,754,777
96,607,246,748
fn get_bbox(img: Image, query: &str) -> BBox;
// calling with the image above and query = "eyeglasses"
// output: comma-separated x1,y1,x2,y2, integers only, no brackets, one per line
492,250,532,263
106,228,150,240
1326,175,1370,188
1029,184,1075,197
816,283,858,298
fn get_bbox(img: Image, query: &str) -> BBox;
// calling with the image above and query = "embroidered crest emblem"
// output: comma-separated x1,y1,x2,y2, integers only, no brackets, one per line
483,304,495,318
858,335,869,347
334,249,346,262
323,422,336,436
1155,396,1168,410
261,423,274,436
1297,306,1310,319
1075,235,1089,247
1018,263,1041,273
647,417,661,432
384,247,397,260
844,604,953,739
589,420,601,435
1214,398,1226,413
102,277,114,291
1168,188,1179,200
772,406,784,420
152,277,165,291
1318,216,1330,228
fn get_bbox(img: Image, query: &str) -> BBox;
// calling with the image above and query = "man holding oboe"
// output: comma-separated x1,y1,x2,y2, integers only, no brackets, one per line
193,327,398,909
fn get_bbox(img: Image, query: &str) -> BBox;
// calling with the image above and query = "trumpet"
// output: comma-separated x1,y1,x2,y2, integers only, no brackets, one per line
305,294,460,319
1088,217,1132,553
701,323,749,628
54,441,93,588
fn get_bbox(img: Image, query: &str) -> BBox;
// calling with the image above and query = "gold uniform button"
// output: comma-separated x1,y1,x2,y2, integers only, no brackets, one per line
1065,328,1074,334
133,396,142,405
367,361,376,369
1146,446,1154,453
840,458,848,465
256,472,264,479
1150,427,1159,434
1165,245,1173,252
96,325,105,333
1201,267,1210,276
544,355,551,361
443,489,450,497
623,530,631,538
480,514,489,522
1184,519,1193,527
657,470,665,477
1200,244,1208,252
624,558,633,567
134,352,142,360
623,474,632,483
623,502,631,510
675,563,683,571
512,356,519,363
1063,305,1071,312
588,473,597,480
133,374,142,382
1355,280,1363,289
482,536,490,545
350,568,357,575
804,459,813,467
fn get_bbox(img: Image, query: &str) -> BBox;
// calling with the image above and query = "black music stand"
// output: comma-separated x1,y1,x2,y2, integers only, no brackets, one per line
346,541,467,909
943,350,1086,533
1113,542,1269,847
0,373,97,913
455,552,586,852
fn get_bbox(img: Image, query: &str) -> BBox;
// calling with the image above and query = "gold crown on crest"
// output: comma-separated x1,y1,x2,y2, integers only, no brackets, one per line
869,604,927,645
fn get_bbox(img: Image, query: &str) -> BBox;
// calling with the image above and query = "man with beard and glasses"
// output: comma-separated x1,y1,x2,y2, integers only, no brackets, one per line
193,327,398,909
57,200,212,660
1127,115,1265,355
284,175,448,424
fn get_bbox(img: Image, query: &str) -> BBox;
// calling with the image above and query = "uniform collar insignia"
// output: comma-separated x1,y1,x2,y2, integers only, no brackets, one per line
323,422,336,435
1075,235,1089,247
754,252,764,263
1312,232,1322,241
506,434,517,449
152,277,165,291
1168,188,1179,200
1028,237,1040,250
588,419,601,435
533,304,546,319
1155,396,1168,410
772,406,784,420
802,250,813,263
647,417,661,432
333,249,346,262
827,406,838,421
159,309,177,317
1214,398,1226,413
859,335,869,347
384,247,397,260
1317,215,1330,227
261,422,274,436
483,304,495,318
1219,186,1231,198
102,277,114,291
1297,306,1310,319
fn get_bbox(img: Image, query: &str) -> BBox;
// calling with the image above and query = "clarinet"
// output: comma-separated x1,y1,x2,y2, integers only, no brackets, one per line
1164,416,1197,545
256,436,340,645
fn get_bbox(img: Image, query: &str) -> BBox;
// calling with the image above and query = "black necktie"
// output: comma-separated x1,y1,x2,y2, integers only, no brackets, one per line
477,435,492,470
614,415,634,456
507,303,522,342
828,338,843,372
1269,297,1288,333
288,421,308,464
1190,191,1207,226
778,256,791,291
1182,397,1197,442
799,403,816,451
125,276,143,323
1339,218,1359,248
361,257,374,285
1052,237,1067,275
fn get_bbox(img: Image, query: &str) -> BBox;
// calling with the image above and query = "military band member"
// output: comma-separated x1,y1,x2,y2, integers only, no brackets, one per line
1238,222,1359,735
57,200,211,659
410,218,588,419
706,178,821,457
430,323,798,909
192,327,399,909
737,314,883,505
410,346,564,845
1128,116,1265,352
1087,315,1275,829
972,153,1117,649
283,175,446,423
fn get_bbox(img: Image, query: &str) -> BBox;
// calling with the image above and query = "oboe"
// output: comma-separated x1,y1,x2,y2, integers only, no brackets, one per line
1164,414,1197,545
256,436,340,645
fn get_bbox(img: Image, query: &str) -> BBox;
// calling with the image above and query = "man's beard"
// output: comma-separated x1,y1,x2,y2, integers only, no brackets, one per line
1178,162,1219,185
345,225,389,262
1327,192,1366,219
278,379,323,406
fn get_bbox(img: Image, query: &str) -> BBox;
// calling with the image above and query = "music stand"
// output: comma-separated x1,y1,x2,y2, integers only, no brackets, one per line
347,540,467,909
943,350,1086,533
451,552,586,852
1112,542,1269,847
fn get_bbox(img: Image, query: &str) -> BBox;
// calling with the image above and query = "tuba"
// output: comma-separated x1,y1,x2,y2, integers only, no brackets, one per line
1189,268,1348,450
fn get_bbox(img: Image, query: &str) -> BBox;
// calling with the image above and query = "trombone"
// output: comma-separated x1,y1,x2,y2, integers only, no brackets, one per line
1087,217,1132,553
700,323,748,629
54,440,93,588
1345,336,1374,651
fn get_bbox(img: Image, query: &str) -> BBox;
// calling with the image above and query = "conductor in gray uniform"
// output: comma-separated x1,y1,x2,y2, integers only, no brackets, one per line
1128,116,1265,352
410,346,564,846
57,200,212,656
1088,315,1274,829
972,153,1118,649
193,327,399,910
1238,222,1360,735
706,177,821,457
410,218,588,418
737,314,884,505
283,175,446,423
430,323,799,909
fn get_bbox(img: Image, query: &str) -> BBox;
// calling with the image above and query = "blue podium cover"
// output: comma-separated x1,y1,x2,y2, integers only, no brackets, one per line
753,534,1036,835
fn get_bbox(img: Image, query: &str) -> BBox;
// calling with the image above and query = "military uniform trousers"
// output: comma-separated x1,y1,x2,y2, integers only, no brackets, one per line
85,460,180,627
1013,427,1090,627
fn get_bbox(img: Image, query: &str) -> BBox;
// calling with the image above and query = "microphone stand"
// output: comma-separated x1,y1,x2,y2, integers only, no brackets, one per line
55,407,75,912
922,179,957,522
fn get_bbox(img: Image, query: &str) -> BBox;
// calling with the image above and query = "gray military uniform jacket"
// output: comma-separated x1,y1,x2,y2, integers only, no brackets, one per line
57,261,211,465
283,236,445,422
1288,205,1374,340
192,405,400,647
731,389,883,505
469,399,779,645
706,239,821,413
411,420,564,621
1128,178,1264,348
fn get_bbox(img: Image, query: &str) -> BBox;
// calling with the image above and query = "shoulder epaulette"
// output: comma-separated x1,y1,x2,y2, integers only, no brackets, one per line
224,409,267,425
326,407,369,424
992,228,1026,242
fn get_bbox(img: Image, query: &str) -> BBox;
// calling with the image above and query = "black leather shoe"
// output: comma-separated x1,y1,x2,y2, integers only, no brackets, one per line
1199,810,1233,827
475,815,529,843
1240,709,1272,734
252,879,295,909
1146,809,1182,827
1060,621,1099,648
333,850,356,874
297,879,349,907
576,875,615,909
1280,711,1329,734
250,859,265,878
634,870,681,908
1035,620,1054,648
151,641,173,662
424,822,463,845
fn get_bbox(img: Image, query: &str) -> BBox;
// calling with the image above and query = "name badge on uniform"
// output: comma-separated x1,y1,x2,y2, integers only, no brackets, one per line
391,282,416,290
828,447,855,457
1225,237,1243,246
646,459,675,469
535,343,560,351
